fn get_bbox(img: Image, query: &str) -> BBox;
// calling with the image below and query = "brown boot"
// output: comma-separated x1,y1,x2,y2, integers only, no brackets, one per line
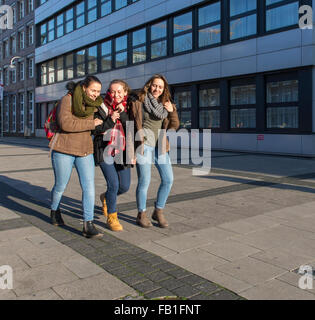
107,212,123,232
100,193,108,218
152,208,169,228
136,211,152,228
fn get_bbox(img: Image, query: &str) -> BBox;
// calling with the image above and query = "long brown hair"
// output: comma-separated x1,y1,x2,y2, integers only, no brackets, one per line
139,74,172,105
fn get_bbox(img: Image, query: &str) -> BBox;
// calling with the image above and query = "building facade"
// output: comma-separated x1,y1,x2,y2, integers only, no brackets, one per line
35,0,314,155
0,0,36,137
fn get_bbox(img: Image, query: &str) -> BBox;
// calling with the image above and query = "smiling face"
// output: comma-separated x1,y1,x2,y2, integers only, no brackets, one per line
109,82,127,104
83,82,102,101
150,78,165,100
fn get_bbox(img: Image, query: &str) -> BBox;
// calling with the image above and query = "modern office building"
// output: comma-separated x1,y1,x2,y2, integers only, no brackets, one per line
35,0,314,155
0,0,36,137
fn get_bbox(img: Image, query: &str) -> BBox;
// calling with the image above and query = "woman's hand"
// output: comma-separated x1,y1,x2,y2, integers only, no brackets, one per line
131,157,137,165
117,103,125,113
164,101,173,112
111,111,120,123
94,118,103,126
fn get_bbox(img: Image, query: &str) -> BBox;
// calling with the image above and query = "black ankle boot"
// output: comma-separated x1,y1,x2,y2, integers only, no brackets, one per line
83,221,102,239
51,209,65,226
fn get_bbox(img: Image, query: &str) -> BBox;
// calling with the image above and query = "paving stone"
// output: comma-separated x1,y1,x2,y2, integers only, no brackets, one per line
157,262,178,272
132,280,161,294
13,263,79,297
240,278,315,300
108,266,137,278
17,289,62,300
144,288,178,300
0,253,30,271
208,289,241,300
145,271,173,282
165,268,191,279
88,254,111,266
194,281,219,294
159,278,185,290
170,285,201,299
0,218,31,231
53,273,137,300
100,260,125,270
16,243,78,267
120,274,147,286
181,274,207,286
0,227,43,242
215,257,288,286
0,290,17,300
189,293,216,300
62,256,105,279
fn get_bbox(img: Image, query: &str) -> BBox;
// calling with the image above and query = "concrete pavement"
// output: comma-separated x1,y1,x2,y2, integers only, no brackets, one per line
1,137,315,300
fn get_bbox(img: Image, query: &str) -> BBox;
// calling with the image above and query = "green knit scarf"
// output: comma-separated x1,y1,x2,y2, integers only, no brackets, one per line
72,84,103,118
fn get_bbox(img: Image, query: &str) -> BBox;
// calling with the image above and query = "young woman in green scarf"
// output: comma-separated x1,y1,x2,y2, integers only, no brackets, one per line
49,76,104,239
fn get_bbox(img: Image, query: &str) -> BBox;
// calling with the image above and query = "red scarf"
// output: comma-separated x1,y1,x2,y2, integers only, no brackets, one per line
104,91,127,157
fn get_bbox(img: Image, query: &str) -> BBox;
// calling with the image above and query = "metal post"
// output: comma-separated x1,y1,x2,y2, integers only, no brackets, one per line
0,99,3,138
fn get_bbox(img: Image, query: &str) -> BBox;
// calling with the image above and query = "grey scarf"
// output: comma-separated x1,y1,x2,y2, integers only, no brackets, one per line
143,93,168,120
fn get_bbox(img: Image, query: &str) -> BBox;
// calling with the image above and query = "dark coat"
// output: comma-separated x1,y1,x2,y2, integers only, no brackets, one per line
92,101,131,169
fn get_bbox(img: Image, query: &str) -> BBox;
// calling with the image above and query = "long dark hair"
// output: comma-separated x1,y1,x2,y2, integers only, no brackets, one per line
66,76,102,94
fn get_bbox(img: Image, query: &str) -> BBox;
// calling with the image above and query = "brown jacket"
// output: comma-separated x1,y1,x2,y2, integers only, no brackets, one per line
129,99,180,156
49,94,96,157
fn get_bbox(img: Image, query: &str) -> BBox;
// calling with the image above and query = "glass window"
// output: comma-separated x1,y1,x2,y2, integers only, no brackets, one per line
174,33,192,54
266,1,299,31
151,21,167,60
57,14,64,38
199,87,220,129
87,45,98,74
115,35,127,68
76,2,85,29
173,12,192,54
101,0,111,17
87,0,97,23
76,50,86,77
66,8,74,33
231,108,256,128
199,2,220,26
174,12,192,34
267,80,298,103
199,88,220,107
101,40,112,71
40,24,47,45
198,1,221,48
65,53,74,79
267,106,298,128
230,14,256,40
115,0,127,10
230,0,256,17
133,28,146,63
229,0,257,40
48,18,55,42
41,63,47,85
231,84,256,105
174,90,192,129
200,110,220,128
48,60,55,84
57,57,64,82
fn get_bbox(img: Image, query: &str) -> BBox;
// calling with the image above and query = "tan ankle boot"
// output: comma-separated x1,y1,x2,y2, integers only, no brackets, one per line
100,193,108,218
152,208,169,228
107,212,123,231
136,211,152,228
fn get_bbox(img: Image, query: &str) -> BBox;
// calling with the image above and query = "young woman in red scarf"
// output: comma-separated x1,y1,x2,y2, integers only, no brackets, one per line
93,79,133,231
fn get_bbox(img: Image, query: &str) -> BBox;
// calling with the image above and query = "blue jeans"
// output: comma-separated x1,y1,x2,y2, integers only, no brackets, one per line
51,151,95,222
99,156,131,214
136,144,173,212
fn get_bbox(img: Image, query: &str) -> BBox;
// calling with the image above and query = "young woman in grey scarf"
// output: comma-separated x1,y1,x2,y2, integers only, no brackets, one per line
129,74,180,229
